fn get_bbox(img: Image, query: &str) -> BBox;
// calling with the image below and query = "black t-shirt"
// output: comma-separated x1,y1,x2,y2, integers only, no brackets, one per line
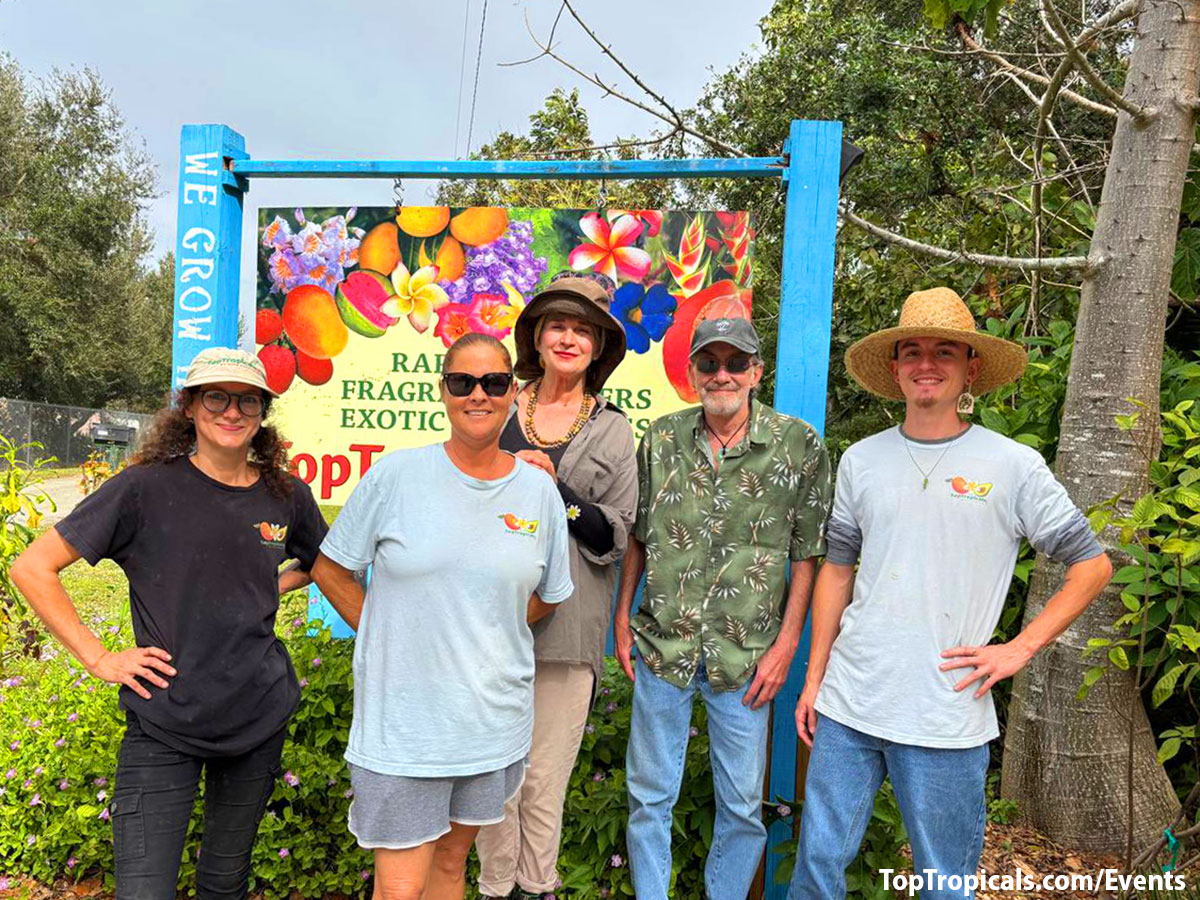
55,457,327,757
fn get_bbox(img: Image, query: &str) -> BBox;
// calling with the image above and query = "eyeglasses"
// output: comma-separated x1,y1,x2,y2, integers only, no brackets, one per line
442,372,515,397
693,355,754,376
200,389,265,417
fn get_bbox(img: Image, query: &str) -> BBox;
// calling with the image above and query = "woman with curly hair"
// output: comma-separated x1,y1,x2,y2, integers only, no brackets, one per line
12,347,327,900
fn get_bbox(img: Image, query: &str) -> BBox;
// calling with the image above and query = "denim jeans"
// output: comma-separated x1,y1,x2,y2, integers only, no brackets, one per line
625,657,769,900
788,714,989,900
112,712,286,900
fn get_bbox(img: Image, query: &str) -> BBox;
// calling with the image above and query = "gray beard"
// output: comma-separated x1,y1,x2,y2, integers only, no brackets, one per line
700,390,747,418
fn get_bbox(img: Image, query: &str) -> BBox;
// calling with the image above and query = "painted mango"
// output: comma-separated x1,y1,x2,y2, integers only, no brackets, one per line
282,285,349,359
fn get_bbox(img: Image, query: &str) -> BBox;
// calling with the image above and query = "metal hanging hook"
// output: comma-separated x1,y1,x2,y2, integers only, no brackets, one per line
393,177,405,210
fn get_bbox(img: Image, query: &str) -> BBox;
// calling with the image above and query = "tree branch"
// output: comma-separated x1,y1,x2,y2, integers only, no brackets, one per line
1043,0,1154,121
955,22,1117,118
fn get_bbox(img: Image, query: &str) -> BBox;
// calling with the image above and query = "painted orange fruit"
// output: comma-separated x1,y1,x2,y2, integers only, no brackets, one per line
951,476,969,494
397,206,451,238
450,207,508,246
503,513,521,530
282,285,349,359
660,280,753,402
434,236,466,282
359,222,401,275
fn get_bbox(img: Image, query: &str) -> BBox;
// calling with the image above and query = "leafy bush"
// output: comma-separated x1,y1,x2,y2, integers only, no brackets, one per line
0,436,56,665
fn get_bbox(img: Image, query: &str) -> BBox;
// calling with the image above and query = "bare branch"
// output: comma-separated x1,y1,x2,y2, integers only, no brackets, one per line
841,205,1090,272
1043,0,1154,120
955,23,1117,118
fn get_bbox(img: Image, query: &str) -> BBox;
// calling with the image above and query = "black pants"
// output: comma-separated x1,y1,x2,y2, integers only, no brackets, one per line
112,712,285,900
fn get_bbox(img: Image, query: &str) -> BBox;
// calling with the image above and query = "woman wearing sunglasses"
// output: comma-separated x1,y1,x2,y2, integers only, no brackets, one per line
311,333,573,900
11,347,327,899
474,273,637,900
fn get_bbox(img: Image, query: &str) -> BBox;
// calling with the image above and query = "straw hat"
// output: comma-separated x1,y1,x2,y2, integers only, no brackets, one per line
514,276,627,393
845,287,1027,401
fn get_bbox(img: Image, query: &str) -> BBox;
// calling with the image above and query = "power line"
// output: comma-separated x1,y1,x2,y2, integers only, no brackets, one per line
453,0,472,158
464,0,489,158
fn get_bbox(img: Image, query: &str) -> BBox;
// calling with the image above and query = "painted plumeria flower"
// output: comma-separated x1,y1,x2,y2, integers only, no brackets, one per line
569,213,651,283
606,208,663,237
382,263,450,334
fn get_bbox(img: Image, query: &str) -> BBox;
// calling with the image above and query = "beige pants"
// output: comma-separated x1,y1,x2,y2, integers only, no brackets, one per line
476,661,595,895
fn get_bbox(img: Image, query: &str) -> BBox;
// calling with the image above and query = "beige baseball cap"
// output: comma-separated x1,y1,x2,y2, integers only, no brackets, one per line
181,347,277,396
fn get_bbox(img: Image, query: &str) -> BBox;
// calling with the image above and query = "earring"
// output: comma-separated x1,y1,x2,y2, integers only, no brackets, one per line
956,390,976,416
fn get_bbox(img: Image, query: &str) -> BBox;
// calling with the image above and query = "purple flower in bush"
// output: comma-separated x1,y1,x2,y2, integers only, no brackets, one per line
599,890,609,899
310,657,322,668
33,766,42,777
29,793,41,806
610,854,624,868
299,678,308,689
292,617,304,629
4,769,14,780
99,808,109,821
605,702,617,713
0,877,10,890
22,779,31,789
592,772,604,782
97,790,107,802
689,726,699,738
278,848,289,859
28,719,41,729
776,804,792,817
283,771,299,787
94,777,107,787
48,694,58,703
585,724,595,734
87,685,96,694
344,788,354,799
9,740,19,750
26,834,36,846
58,780,69,791
360,870,371,881
108,625,119,634
66,856,77,869
601,687,610,696
67,713,78,723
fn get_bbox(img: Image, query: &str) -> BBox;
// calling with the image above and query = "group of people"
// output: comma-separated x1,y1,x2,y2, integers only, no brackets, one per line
11,273,1112,900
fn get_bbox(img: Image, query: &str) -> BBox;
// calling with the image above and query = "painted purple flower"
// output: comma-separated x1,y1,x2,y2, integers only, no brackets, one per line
283,771,299,787
610,854,624,868
29,793,41,806
94,777,107,787
58,780,69,791
99,808,109,821
776,804,792,817
67,713,78,723
278,848,289,859
310,657,322,668
67,857,77,869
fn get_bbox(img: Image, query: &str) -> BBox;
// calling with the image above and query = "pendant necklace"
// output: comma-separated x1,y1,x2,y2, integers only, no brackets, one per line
902,435,953,491
704,412,750,459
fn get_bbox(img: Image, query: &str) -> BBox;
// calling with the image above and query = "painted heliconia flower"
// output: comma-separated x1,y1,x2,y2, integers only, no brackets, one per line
665,215,708,298
606,208,663,237
382,263,450,334
715,211,752,286
434,302,474,349
610,283,676,354
569,213,651,284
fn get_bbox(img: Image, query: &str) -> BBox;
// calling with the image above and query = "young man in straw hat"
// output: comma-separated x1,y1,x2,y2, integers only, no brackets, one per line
788,287,1112,900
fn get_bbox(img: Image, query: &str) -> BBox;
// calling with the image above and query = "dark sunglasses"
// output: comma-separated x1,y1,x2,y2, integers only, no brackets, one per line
200,389,265,417
442,372,515,398
694,355,754,376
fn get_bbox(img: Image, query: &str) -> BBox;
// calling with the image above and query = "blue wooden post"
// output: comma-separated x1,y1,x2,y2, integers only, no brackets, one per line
170,124,248,385
765,119,843,897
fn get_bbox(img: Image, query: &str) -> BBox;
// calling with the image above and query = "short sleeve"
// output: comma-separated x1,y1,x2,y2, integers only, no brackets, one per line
1014,456,1104,565
537,486,574,604
789,426,833,561
54,467,141,566
824,453,863,567
320,463,389,571
285,479,329,570
633,429,652,543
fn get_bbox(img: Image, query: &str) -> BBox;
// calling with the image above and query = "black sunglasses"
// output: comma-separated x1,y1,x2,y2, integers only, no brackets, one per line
694,355,754,376
200,389,265,417
442,372,515,398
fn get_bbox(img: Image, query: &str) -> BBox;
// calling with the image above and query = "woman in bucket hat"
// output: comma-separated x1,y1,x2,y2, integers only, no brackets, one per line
788,288,1112,900
474,272,638,900
12,347,327,900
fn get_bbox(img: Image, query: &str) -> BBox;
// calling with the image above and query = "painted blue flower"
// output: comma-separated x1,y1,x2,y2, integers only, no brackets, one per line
612,283,676,354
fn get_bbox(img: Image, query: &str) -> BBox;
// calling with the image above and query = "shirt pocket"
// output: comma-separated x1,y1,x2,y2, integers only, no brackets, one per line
569,451,618,502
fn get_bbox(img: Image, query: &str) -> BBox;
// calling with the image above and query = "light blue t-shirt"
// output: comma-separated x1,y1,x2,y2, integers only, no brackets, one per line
816,425,1102,749
320,443,574,777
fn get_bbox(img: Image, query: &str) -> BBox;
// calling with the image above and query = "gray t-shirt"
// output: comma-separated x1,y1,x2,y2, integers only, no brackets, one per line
816,425,1102,748
320,443,574,776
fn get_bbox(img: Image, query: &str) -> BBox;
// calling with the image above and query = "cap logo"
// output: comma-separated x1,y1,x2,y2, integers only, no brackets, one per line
716,320,732,333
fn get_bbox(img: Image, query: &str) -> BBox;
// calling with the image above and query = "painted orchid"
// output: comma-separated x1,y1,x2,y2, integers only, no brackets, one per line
606,208,663,237
665,214,708,298
382,263,450,334
434,302,474,348
568,213,651,284
611,283,676,353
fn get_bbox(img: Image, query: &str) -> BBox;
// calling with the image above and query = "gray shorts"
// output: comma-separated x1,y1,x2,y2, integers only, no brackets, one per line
347,758,526,850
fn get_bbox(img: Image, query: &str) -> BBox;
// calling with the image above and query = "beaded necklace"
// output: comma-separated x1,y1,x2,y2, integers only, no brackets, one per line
524,379,594,449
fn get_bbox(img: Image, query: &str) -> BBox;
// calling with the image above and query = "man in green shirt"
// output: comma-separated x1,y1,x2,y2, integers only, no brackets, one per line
614,318,832,900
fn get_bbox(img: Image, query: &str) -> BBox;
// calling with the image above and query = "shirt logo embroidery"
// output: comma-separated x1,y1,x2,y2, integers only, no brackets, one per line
254,521,288,546
947,476,994,501
499,513,539,536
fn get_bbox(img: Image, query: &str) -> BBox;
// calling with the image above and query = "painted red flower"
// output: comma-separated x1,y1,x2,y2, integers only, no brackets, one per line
434,302,473,348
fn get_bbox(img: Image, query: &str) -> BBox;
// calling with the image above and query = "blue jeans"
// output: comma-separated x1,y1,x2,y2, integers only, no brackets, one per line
788,715,989,900
626,657,769,900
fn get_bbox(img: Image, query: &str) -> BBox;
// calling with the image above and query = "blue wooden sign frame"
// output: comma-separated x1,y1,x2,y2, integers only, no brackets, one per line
171,119,842,899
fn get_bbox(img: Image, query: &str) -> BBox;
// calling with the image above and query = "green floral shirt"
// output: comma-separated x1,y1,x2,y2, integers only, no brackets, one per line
632,401,833,691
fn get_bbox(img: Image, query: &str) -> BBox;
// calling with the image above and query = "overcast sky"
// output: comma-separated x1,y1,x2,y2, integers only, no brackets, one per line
1,0,774,262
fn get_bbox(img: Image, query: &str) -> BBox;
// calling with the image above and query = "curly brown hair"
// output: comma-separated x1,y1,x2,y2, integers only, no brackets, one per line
131,388,295,499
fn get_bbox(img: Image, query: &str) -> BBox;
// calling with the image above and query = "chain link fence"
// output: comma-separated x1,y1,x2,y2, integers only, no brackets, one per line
0,398,154,467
